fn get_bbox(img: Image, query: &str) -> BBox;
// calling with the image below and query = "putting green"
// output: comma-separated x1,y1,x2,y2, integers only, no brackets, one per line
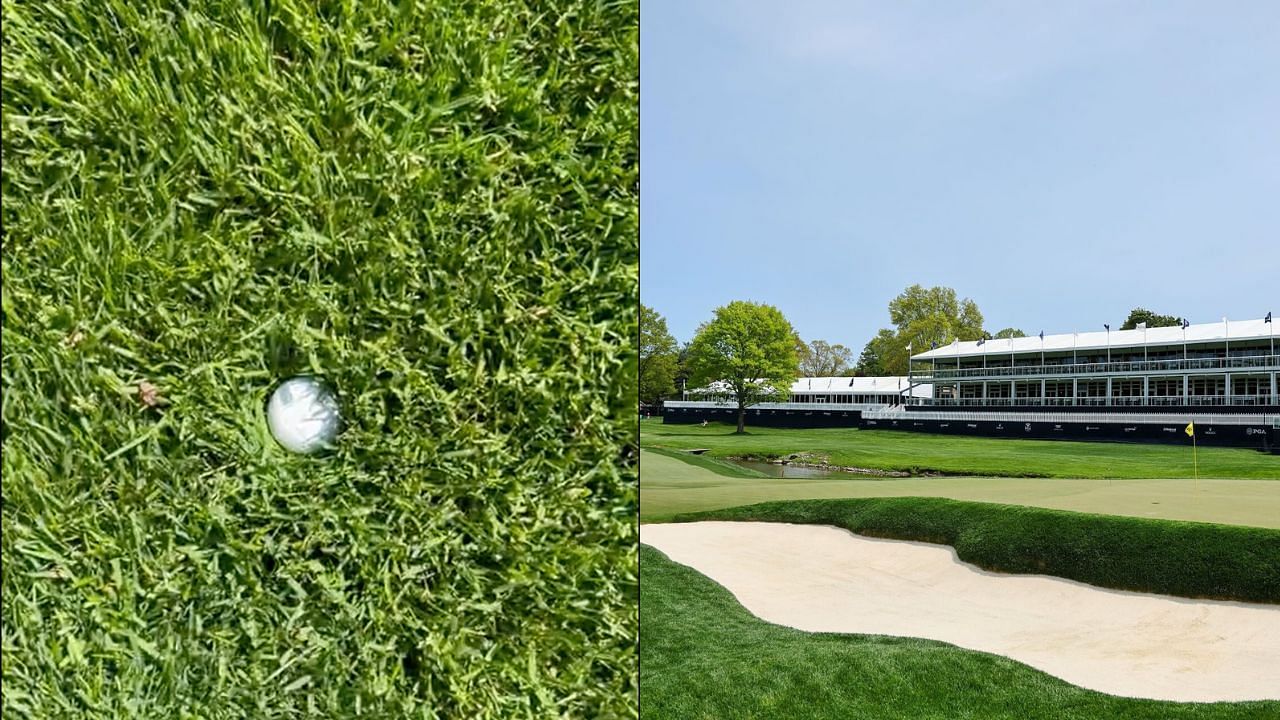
640,449,1280,527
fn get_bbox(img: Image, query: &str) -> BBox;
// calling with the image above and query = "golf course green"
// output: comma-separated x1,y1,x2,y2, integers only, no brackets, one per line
641,421,1280,479
640,448,1280,524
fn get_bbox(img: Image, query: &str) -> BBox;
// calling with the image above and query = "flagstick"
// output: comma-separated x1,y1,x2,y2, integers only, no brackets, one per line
1193,431,1199,492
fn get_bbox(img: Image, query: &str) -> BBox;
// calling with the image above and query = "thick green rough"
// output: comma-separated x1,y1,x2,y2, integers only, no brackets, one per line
2,1,637,717
678,497,1280,603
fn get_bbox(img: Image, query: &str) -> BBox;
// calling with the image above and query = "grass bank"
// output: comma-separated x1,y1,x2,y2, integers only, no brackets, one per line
677,497,1280,603
640,544,1279,719
2,2,637,717
642,422,1280,479
641,445,770,478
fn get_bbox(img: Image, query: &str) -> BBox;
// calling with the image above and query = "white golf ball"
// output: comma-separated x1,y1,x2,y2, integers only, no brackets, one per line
267,376,341,454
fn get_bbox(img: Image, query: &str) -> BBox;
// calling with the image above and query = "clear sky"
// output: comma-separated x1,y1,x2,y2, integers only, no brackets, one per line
641,0,1279,351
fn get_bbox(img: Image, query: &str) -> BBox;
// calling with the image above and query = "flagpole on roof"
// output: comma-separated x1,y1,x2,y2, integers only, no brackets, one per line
1268,311,1274,359
906,342,913,404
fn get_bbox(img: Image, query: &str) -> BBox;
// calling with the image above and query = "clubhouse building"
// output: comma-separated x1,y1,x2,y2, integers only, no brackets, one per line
664,376,929,428
907,317,1277,409
662,316,1278,448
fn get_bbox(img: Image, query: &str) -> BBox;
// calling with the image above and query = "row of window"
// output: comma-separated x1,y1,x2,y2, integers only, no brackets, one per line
789,394,902,404
937,346,1274,370
945,378,1273,398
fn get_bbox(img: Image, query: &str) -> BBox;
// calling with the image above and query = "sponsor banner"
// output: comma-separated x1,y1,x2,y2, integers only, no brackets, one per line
867,417,1272,448
662,407,862,429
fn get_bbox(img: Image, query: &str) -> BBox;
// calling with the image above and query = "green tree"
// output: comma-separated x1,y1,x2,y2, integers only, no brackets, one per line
993,327,1026,339
674,341,692,398
1120,308,1184,331
798,339,854,377
640,304,679,405
855,328,896,376
864,285,988,375
686,301,800,433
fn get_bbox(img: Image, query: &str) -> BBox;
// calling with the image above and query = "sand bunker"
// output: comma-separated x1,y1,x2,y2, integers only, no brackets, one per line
641,521,1280,702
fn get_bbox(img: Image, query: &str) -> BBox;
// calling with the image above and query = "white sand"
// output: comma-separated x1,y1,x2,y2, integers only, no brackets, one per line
641,521,1280,702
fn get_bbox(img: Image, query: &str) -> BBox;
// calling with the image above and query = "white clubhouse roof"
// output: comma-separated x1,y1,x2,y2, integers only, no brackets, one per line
910,317,1275,361
792,376,916,394
693,376,929,397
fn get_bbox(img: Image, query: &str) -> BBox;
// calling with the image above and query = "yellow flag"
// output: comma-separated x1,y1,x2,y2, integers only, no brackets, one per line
1185,422,1195,437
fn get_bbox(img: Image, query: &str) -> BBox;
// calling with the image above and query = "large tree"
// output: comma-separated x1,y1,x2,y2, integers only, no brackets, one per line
686,301,799,433
798,339,853,377
992,327,1026,339
673,341,692,399
1120,308,1184,331
854,328,896,376
861,285,987,376
639,304,679,405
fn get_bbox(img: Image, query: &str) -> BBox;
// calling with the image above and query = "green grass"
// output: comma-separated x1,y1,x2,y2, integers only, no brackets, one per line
677,497,1280,603
641,445,770,479
2,2,637,718
639,448,1280,526
642,422,1280,479
641,544,1280,720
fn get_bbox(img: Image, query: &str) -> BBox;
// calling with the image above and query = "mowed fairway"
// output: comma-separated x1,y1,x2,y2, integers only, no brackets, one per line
640,449,1280,525
640,445,1280,525
641,422,1280,480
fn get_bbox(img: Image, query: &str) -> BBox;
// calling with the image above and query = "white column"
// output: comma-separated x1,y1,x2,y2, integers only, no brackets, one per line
1225,373,1232,405
1040,379,1046,406
1072,378,1078,406
1183,374,1189,400
1143,376,1149,406
1106,377,1112,406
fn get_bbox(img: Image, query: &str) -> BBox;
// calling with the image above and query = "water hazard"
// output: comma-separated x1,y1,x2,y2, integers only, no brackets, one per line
723,458,839,479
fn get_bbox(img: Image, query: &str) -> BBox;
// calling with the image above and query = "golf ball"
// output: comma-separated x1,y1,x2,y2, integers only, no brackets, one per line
267,376,341,454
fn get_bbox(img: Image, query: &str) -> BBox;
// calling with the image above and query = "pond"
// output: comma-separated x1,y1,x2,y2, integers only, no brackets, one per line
723,458,839,479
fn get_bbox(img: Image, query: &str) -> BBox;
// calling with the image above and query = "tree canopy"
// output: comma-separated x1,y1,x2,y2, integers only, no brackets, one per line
992,327,1027,339
858,285,987,376
1120,308,1185,331
686,301,799,433
854,328,896,376
799,339,853,377
639,304,679,405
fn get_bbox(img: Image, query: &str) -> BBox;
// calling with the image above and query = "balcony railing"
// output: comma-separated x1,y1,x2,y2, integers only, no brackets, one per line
912,394,1277,408
866,408,1276,427
913,354,1279,381
664,400,896,411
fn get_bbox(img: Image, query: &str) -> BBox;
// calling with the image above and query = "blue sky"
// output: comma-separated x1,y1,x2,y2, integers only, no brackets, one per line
641,0,1279,351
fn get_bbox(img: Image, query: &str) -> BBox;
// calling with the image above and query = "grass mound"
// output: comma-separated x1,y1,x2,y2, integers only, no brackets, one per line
2,1,637,717
640,545,1279,720
678,498,1280,603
